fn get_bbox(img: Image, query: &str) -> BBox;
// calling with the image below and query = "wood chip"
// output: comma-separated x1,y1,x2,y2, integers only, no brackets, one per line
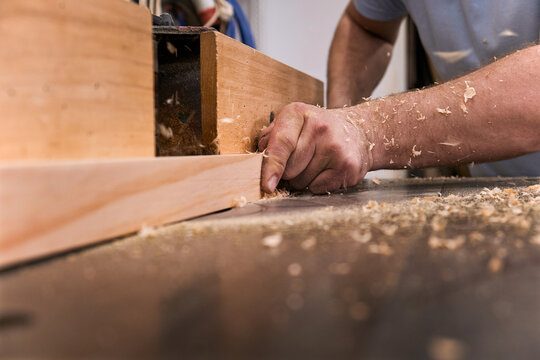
436,106,452,115
350,230,372,243
488,257,503,274
428,336,467,360
463,81,476,103
412,145,422,157
287,263,303,277
428,235,466,250
231,196,247,208
138,224,157,238
262,233,282,248
158,123,173,139
431,216,447,232
329,262,351,275
300,236,317,250
368,242,395,256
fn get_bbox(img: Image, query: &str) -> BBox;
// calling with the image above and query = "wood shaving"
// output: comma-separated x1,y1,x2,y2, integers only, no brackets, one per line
469,231,485,243
261,188,290,201
300,236,317,250
262,233,282,248
480,206,495,217
158,123,173,139
364,200,379,210
219,118,234,124
431,216,447,232
379,224,398,236
436,107,452,116
138,224,157,238
428,235,466,250
488,256,503,273
287,263,302,277
428,336,467,360
383,135,396,150
460,103,468,114
164,181,540,263
368,242,394,256
369,142,375,152
439,142,460,147
463,81,476,103
412,145,422,157
166,41,177,56
350,230,372,243
329,262,351,275
231,196,247,208
372,177,381,185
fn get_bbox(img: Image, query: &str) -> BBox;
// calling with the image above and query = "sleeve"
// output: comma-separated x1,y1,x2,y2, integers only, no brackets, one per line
353,0,408,21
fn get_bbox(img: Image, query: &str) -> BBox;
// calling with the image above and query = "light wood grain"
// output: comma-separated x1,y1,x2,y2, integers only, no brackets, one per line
0,0,154,160
200,31,324,154
0,154,262,267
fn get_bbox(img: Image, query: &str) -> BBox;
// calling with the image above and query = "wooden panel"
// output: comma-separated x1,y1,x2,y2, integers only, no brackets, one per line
0,154,262,267
201,31,324,154
0,0,154,160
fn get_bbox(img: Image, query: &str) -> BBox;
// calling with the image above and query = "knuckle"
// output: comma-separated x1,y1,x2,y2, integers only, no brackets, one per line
325,141,342,155
273,132,297,153
313,120,329,136
341,155,359,171
290,102,306,112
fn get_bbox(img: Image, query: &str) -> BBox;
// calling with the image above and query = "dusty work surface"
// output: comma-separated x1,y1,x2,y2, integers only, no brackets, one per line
1,177,539,359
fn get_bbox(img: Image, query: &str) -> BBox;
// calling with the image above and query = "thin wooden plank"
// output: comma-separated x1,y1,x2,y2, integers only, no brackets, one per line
0,0,154,160
0,154,262,267
200,31,324,154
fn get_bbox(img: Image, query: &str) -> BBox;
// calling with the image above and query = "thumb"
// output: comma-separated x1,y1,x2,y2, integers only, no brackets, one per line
261,103,307,192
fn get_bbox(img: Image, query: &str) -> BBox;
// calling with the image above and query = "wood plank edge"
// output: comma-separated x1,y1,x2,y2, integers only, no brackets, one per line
0,154,262,267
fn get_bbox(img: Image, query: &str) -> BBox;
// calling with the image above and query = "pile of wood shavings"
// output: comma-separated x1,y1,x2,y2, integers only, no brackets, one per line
173,184,540,259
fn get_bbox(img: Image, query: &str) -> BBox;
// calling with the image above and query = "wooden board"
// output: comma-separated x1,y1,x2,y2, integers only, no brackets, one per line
0,154,262,267
0,0,155,160
200,31,324,154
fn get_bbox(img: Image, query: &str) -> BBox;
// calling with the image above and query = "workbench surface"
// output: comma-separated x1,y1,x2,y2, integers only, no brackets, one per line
1,177,539,359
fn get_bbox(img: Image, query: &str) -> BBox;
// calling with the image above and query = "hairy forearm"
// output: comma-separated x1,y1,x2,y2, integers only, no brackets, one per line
327,7,394,108
259,44,540,194
344,45,540,170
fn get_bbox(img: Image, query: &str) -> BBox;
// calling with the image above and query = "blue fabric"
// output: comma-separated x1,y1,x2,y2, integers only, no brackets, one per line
228,0,256,48
353,0,407,21
353,0,540,177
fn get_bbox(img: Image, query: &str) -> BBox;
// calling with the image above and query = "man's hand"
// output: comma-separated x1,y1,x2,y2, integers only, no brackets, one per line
260,45,540,192
258,102,374,194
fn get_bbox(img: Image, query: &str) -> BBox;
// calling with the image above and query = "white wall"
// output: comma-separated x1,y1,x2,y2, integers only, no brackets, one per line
237,0,407,99
237,0,407,178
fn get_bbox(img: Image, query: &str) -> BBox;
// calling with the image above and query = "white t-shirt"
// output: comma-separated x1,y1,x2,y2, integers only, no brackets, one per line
353,0,540,176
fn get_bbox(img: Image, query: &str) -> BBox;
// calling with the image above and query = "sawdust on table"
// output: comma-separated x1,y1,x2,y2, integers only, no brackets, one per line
137,182,540,277
185,182,538,252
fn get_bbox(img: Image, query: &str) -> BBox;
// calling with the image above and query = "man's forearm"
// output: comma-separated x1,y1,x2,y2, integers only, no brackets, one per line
259,45,540,194
327,4,396,108
347,45,540,170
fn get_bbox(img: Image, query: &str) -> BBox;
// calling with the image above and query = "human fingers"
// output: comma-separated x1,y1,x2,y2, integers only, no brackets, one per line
261,103,307,193
257,122,275,151
281,115,318,180
308,167,359,194
287,149,330,190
